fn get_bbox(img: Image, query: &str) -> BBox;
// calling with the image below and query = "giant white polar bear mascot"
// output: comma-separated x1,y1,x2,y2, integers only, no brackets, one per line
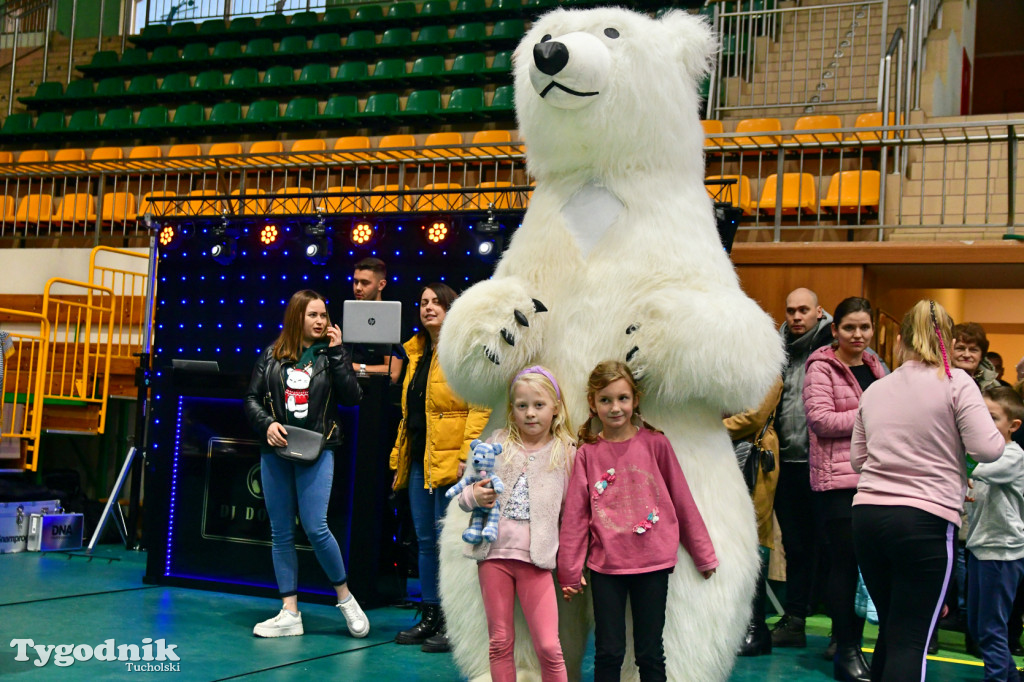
437,7,785,681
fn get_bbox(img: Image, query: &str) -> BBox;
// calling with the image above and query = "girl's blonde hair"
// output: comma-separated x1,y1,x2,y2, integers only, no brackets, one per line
504,367,575,472
578,360,662,444
900,299,954,378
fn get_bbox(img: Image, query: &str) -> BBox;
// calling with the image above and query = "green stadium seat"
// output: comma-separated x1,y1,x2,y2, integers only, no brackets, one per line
81,50,118,74
322,7,351,29
486,84,515,116
278,34,308,59
227,67,259,91
491,0,524,17
182,42,210,64
169,102,205,128
310,32,343,57
0,112,33,137
159,72,192,95
257,13,289,37
524,0,558,14
64,78,96,102
150,44,181,66
343,30,377,58
243,100,281,132
414,25,450,52
368,58,407,87
100,107,134,135
420,0,452,18
127,74,158,99
170,21,197,40
67,109,99,137
206,101,242,134
489,19,526,47
198,19,227,40
454,0,487,19
117,47,150,73
401,90,442,121
380,27,413,54
443,87,484,121
282,97,320,130
352,4,385,28
317,95,359,126
95,76,126,101
334,61,369,86
290,11,320,32
354,93,400,125
482,50,513,78
194,70,226,100
136,105,170,131
227,16,257,35
33,111,66,137
298,63,332,93
410,55,446,85
244,37,276,61
210,40,243,68
452,22,487,46
21,80,63,108
388,2,418,20
448,52,486,83
138,24,169,43
261,65,295,95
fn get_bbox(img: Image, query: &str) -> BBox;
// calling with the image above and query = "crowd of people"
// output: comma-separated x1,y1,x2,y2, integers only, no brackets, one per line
241,264,1024,682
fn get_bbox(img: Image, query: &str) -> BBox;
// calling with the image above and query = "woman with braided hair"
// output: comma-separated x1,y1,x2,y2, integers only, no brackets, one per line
849,299,1004,681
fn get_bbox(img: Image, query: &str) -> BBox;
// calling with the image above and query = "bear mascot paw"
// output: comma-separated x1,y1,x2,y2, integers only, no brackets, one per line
437,6,785,681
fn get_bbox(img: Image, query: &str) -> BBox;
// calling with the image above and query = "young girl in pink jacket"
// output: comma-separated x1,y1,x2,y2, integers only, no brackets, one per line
803,296,887,682
558,361,717,682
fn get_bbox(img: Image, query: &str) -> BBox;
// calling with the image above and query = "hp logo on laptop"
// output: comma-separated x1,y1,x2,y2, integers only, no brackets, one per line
367,318,376,326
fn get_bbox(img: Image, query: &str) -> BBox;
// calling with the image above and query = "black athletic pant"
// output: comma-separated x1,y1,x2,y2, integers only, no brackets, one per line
852,504,954,682
590,568,671,682
774,461,820,617
825,516,867,648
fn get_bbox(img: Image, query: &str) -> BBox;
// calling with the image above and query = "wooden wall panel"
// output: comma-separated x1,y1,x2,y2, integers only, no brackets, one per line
735,265,866,326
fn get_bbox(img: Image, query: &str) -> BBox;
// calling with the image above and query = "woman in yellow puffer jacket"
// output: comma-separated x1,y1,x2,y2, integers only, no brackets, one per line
390,282,490,653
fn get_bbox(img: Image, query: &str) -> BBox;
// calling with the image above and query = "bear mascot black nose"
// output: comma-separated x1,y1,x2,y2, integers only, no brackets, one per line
534,40,569,76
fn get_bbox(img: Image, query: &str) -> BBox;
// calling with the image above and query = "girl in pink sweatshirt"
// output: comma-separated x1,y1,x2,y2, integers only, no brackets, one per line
558,361,717,682
457,366,576,682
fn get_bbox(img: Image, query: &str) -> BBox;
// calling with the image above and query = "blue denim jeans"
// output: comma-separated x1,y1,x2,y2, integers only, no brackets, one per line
407,459,453,604
261,449,347,597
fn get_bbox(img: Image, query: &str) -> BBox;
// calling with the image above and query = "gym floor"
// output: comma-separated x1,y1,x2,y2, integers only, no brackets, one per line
0,546,1002,681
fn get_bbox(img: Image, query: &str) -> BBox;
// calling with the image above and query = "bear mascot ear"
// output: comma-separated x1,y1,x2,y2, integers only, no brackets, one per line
657,9,718,87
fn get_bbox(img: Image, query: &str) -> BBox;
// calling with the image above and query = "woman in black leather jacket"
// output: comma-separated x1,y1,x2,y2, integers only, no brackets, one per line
244,289,365,639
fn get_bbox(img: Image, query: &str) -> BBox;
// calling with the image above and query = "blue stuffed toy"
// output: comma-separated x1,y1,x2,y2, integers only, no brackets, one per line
445,439,505,544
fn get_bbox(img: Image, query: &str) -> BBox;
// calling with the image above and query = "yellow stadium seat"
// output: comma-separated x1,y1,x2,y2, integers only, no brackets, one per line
291,139,326,153
376,134,417,162
468,181,514,210
757,173,817,215
0,195,16,222
334,136,373,162
421,132,465,160
468,130,515,157
416,183,463,211
792,115,843,145
54,193,97,225
249,140,284,154
139,191,179,217
91,147,124,161
734,118,783,147
319,186,362,214
845,112,900,142
208,142,242,156
701,119,726,147
101,192,138,223
183,189,223,216
270,186,313,214
166,143,204,170
17,150,49,163
368,184,407,212
228,188,268,215
705,175,755,215
129,145,162,159
15,194,54,224
820,170,881,214
54,148,86,163
0,151,12,163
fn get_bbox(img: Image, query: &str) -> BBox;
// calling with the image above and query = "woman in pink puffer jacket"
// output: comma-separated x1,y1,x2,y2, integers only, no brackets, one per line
803,297,888,682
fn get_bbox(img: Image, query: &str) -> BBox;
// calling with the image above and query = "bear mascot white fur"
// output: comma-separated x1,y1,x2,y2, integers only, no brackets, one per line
436,7,785,681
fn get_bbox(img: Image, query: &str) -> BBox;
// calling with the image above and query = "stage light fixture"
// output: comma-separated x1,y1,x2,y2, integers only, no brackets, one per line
426,220,449,243
209,218,238,265
714,202,743,254
158,224,177,248
302,216,332,266
259,223,280,246
351,221,374,245
477,240,495,256
476,211,501,235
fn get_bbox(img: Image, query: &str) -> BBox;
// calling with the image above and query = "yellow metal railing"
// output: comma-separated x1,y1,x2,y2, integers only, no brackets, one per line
89,246,151,359
41,278,115,436
0,310,49,471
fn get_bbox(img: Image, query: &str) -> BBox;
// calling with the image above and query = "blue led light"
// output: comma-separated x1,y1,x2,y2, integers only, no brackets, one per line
261,274,267,280
237,323,243,328
220,275,226,280
166,396,185,576
217,323,223,329
178,323,184,329
216,348,221,353
219,299,225,304
236,347,241,352
199,299,205,305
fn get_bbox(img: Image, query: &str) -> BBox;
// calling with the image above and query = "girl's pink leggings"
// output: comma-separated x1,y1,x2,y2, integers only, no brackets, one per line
478,558,568,682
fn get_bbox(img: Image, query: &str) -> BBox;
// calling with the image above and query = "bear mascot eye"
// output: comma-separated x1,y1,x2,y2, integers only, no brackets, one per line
604,27,619,39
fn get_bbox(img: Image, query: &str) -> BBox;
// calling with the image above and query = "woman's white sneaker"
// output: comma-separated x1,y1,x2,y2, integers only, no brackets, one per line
337,597,370,638
253,609,304,638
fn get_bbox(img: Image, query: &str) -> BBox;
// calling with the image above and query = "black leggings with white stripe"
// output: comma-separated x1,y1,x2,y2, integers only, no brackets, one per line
852,504,954,682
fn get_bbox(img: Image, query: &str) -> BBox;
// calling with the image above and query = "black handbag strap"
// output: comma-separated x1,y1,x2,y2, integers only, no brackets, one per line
752,411,774,447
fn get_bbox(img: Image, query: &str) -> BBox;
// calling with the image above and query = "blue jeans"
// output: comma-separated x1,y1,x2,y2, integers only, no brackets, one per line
261,449,347,598
408,459,453,604
967,553,1024,682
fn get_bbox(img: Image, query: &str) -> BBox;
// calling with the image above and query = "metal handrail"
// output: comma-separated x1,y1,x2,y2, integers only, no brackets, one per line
4,0,53,114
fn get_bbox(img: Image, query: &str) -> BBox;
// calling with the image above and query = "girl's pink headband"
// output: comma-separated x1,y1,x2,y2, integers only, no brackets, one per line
512,366,561,400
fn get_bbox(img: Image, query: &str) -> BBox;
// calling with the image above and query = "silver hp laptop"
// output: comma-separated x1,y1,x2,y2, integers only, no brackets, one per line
342,300,402,344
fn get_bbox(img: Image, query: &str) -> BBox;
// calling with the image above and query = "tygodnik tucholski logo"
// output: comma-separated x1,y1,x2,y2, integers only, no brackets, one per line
10,637,181,671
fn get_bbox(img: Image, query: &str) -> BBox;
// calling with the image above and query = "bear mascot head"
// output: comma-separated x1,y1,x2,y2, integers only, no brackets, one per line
437,7,785,681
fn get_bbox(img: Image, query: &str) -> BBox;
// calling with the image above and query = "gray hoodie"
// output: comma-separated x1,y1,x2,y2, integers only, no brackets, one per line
966,441,1024,561
777,312,834,463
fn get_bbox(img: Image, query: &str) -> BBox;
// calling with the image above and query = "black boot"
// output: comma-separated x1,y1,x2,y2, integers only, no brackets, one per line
833,645,871,682
395,603,441,645
771,614,807,648
822,633,837,661
739,558,772,656
421,610,450,653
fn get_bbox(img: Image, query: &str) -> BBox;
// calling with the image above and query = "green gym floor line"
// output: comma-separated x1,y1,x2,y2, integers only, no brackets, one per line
0,546,1004,681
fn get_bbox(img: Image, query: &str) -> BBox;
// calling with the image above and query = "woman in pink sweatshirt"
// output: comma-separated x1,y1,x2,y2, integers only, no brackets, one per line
803,297,887,682
850,300,1004,682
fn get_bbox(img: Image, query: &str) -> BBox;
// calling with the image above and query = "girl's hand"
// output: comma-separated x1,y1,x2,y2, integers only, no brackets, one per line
325,324,342,347
473,478,497,508
561,575,586,601
267,422,288,447
701,568,716,580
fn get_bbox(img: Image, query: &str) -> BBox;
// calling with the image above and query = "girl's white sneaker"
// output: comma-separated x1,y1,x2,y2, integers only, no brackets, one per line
253,609,304,638
337,597,370,638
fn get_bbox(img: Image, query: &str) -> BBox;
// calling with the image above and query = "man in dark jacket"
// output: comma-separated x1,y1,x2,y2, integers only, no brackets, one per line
771,288,833,648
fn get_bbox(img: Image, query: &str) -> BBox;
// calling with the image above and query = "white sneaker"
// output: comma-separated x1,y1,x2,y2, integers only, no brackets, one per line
253,609,304,638
337,596,370,638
